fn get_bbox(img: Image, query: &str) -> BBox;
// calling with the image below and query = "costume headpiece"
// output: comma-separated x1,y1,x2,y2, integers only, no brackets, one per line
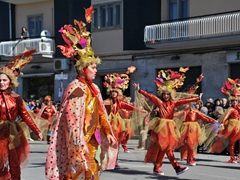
186,74,204,94
103,66,136,95
58,5,100,72
103,73,130,95
44,95,52,102
0,49,36,90
221,78,240,101
154,67,189,97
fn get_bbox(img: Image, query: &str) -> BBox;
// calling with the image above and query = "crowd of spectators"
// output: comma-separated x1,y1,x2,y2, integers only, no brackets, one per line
25,99,61,114
193,97,229,120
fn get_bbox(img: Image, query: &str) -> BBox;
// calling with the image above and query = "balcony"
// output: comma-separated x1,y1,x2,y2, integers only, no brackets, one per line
1,0,50,5
0,38,55,59
144,12,240,52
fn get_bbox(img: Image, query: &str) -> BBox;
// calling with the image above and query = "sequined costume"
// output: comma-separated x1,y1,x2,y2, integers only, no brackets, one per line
138,89,199,170
45,79,117,180
0,91,41,180
177,107,215,165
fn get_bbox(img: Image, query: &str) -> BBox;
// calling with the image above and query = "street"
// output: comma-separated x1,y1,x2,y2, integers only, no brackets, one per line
22,140,240,180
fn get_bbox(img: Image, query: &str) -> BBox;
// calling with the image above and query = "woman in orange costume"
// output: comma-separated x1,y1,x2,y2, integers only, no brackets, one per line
38,95,56,143
103,73,146,168
0,50,42,180
209,78,240,163
45,7,117,180
133,67,200,176
175,75,216,166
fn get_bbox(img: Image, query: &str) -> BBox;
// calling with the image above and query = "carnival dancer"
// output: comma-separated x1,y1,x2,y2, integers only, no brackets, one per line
174,74,216,166
209,78,240,163
103,72,147,169
37,95,57,143
0,49,43,180
45,6,117,180
133,67,200,176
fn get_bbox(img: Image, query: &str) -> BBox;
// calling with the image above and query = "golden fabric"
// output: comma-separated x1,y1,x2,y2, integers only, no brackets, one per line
85,137,99,180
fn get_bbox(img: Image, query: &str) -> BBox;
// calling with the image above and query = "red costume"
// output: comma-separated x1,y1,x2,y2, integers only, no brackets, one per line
209,78,240,163
135,67,199,176
177,107,215,165
38,96,56,143
103,72,144,168
0,49,42,180
104,97,135,148
139,89,199,168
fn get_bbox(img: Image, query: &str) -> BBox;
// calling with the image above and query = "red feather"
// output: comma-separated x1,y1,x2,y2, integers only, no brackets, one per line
85,5,95,23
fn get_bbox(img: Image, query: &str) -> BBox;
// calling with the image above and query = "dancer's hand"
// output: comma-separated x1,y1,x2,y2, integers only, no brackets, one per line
107,134,116,145
133,83,140,91
38,133,43,141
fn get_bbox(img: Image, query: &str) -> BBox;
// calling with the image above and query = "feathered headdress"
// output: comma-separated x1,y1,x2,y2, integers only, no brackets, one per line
103,73,130,95
154,67,189,97
221,78,240,101
0,49,36,90
186,74,204,94
57,5,100,72
44,95,52,102
103,66,136,95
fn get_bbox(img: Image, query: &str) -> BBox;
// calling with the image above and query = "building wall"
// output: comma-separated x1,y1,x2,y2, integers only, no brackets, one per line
161,0,240,21
92,29,123,54
15,0,54,38
96,51,229,102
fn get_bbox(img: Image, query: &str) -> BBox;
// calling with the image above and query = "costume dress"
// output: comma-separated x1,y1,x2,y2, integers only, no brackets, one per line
138,89,199,169
177,107,215,164
104,97,135,144
45,79,117,180
38,103,56,142
209,107,240,162
0,91,41,180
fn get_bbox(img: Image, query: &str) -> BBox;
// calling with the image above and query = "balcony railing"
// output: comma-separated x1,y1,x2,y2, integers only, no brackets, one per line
144,12,240,44
0,38,55,57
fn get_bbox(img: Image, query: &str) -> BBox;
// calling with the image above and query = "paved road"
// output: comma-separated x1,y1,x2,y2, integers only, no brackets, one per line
22,140,240,180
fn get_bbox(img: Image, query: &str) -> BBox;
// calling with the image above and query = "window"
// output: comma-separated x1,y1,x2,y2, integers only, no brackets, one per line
28,15,43,37
93,2,122,30
169,0,188,20
168,0,188,38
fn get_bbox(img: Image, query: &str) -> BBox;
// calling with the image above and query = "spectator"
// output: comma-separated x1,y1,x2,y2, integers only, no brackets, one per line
20,27,29,39
221,97,229,110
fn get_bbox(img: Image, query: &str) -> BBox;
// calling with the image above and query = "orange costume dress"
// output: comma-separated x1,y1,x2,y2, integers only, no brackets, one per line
209,107,240,162
45,79,117,180
178,107,215,165
138,89,199,170
104,97,134,144
38,102,56,142
0,91,41,180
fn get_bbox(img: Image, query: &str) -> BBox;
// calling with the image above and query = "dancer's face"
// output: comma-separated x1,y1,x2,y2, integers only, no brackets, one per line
85,63,97,81
110,91,118,98
0,74,11,91
162,91,171,101
230,99,238,107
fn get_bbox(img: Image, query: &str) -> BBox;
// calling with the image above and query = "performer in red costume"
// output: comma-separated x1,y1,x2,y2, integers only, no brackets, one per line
0,49,42,180
103,73,147,169
38,95,56,143
209,78,240,163
133,67,200,176
175,75,216,166
45,6,117,180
